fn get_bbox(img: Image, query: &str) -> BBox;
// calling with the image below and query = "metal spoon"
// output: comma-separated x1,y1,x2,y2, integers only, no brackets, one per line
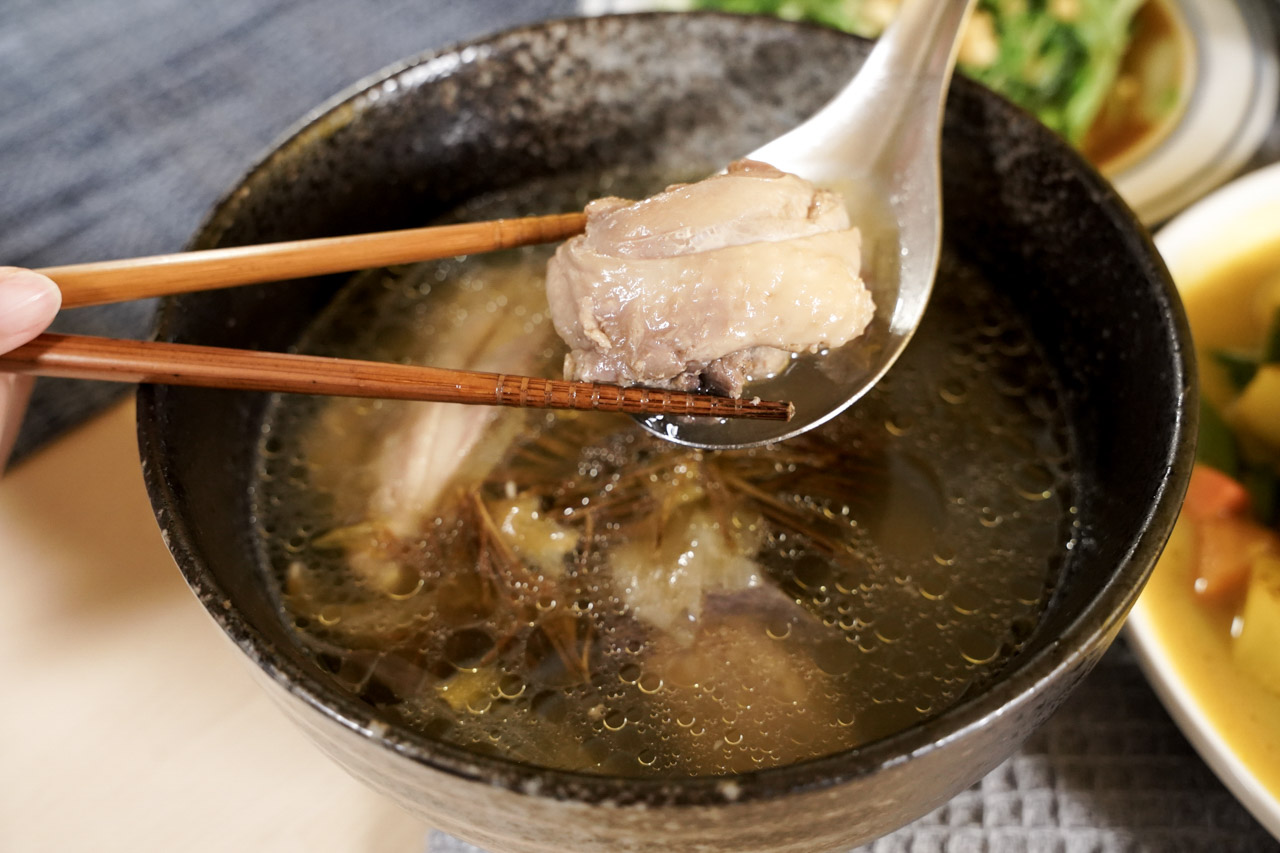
638,0,978,449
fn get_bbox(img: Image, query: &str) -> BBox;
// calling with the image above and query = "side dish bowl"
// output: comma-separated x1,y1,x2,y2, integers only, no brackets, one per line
1129,160,1280,841
136,14,1195,853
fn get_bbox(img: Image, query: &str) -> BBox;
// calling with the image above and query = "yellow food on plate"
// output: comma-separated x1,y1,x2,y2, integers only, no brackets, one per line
1139,232,1280,797
1236,555,1280,696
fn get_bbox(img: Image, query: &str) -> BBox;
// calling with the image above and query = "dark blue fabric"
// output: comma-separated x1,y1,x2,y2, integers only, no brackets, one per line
1,0,573,460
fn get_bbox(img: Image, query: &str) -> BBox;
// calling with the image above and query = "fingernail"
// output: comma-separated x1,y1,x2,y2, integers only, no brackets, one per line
0,269,61,341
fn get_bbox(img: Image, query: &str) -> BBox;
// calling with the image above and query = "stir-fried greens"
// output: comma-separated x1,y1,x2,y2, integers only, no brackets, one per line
1201,307,1280,528
691,0,1147,145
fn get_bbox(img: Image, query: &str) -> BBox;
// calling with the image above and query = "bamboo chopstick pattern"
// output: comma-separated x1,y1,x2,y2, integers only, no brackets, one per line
0,334,794,421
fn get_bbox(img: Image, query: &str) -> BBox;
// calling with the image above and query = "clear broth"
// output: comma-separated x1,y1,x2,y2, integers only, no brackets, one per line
251,171,1079,777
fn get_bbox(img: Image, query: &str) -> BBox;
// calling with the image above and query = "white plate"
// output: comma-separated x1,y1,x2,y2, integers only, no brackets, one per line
1127,160,1280,842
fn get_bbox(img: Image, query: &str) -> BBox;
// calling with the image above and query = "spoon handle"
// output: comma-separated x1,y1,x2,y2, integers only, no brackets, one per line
750,0,977,181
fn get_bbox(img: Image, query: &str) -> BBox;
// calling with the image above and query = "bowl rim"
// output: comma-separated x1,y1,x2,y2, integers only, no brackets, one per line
138,11,1197,808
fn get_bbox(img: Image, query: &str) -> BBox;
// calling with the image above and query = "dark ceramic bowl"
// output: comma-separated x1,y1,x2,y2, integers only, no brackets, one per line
137,13,1195,853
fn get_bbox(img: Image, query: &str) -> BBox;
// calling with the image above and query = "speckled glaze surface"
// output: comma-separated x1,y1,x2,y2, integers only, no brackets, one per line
136,14,1195,853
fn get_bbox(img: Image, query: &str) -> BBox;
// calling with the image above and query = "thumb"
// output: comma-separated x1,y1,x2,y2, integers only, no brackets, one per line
0,267,61,353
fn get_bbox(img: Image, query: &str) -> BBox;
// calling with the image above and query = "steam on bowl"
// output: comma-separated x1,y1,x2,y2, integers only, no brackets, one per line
137,13,1194,853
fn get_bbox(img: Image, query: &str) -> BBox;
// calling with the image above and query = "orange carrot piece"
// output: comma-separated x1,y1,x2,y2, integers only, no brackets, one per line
1183,464,1252,522
1193,516,1280,602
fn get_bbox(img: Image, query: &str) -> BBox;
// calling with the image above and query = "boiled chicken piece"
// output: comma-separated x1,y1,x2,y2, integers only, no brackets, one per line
546,159,875,397
643,591,856,774
362,266,558,536
300,262,560,593
608,505,765,643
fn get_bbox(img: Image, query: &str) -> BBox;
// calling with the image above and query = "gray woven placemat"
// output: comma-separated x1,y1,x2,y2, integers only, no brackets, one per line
3,2,1277,849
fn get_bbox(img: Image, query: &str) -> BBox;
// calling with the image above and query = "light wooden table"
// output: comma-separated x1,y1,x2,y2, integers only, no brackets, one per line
0,400,430,852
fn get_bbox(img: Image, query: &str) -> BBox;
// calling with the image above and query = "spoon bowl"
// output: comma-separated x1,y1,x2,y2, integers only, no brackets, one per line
639,0,976,448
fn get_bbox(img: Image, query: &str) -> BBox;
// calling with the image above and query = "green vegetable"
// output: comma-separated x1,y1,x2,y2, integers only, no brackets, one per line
1197,398,1239,478
1199,396,1279,528
1263,306,1280,364
691,0,1146,144
1243,465,1280,528
1234,366,1280,451
1200,306,1280,530
986,0,1145,142
1213,349,1261,393
1213,307,1280,394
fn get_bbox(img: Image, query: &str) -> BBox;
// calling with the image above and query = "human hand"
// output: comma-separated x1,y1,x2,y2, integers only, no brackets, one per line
0,267,62,467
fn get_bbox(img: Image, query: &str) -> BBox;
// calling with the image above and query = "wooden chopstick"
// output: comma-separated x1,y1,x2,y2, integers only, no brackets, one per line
0,334,794,421
40,212,588,309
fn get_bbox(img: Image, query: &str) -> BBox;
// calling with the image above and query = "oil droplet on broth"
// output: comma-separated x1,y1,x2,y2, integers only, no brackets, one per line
958,629,1003,665
445,629,495,670
499,674,526,699
885,412,914,436
1011,575,1048,607
762,617,793,637
874,614,907,644
814,639,858,675
250,173,1077,778
938,378,969,404
1013,461,1056,501
792,555,828,591
637,672,664,694
917,572,950,601
950,585,986,616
